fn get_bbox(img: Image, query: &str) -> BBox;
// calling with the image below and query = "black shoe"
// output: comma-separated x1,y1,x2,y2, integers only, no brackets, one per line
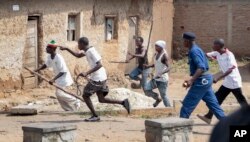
123,99,131,114
84,115,100,122
153,99,162,107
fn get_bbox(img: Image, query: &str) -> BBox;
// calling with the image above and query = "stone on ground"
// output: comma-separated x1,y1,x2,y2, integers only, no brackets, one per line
145,117,194,142
10,105,42,115
90,88,159,111
22,123,77,142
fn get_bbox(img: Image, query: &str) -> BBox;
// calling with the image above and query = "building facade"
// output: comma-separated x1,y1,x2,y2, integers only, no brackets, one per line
0,0,174,90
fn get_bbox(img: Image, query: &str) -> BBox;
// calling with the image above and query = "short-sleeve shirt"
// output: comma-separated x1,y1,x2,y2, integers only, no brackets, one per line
45,54,73,87
206,49,242,89
188,44,209,76
84,47,107,82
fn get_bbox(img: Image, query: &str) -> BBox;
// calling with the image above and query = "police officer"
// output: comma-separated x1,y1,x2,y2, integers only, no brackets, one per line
180,32,225,119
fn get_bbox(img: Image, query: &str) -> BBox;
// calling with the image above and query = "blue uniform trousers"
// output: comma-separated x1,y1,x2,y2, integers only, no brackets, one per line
180,74,225,119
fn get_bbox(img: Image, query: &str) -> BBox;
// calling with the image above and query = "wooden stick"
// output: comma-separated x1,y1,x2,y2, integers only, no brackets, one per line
109,61,128,63
145,21,153,56
24,67,85,102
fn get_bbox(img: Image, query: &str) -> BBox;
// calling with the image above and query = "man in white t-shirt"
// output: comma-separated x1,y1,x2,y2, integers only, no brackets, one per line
197,39,248,124
60,37,131,122
34,40,80,111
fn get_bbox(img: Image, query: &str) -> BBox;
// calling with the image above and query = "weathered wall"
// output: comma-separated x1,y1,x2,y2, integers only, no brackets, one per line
173,0,250,59
152,0,174,61
0,0,174,90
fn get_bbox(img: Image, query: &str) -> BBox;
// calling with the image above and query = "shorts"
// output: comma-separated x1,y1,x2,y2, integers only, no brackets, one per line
83,80,109,97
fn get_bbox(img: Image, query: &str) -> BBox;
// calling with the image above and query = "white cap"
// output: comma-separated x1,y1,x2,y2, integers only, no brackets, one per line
155,40,166,49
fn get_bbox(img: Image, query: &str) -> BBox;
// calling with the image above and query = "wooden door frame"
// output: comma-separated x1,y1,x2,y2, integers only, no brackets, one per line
28,15,40,87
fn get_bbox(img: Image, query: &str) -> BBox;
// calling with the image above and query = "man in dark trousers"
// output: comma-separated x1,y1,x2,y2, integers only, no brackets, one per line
197,39,248,124
180,32,225,119
60,37,131,122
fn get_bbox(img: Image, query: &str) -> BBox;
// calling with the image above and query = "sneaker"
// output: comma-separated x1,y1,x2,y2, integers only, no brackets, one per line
84,115,100,122
197,114,212,124
123,99,131,114
153,99,162,107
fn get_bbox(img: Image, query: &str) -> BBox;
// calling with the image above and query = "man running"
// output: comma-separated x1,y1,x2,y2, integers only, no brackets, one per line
180,32,225,119
126,37,150,90
144,40,171,107
197,39,248,124
34,40,80,111
60,37,131,122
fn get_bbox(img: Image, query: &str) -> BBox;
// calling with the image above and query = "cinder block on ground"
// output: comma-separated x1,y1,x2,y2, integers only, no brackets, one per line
145,117,194,142
22,123,77,142
10,105,42,115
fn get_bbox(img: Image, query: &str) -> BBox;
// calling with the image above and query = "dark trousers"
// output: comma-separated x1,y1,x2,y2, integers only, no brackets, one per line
205,85,248,119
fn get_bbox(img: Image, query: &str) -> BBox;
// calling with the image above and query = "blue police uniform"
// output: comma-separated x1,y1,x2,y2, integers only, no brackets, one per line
180,32,225,119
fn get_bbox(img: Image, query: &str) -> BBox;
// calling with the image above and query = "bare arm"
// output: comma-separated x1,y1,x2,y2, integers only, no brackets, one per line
190,68,204,83
34,64,47,72
60,46,85,58
144,64,154,68
129,48,146,58
48,72,65,85
214,67,235,83
87,61,102,75
183,68,204,89
51,72,65,82
161,54,170,74
126,56,135,62
79,61,103,78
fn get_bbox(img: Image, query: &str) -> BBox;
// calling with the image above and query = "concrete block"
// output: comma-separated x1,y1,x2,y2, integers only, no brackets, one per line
145,117,194,142
10,105,42,115
22,123,77,142
145,117,194,129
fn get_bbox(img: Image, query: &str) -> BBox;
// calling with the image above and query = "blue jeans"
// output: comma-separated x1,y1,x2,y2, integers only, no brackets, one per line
144,79,171,107
129,67,150,89
180,74,225,119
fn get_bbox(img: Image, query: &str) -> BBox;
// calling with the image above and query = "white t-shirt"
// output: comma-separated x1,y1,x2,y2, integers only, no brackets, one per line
45,54,73,87
83,47,107,82
206,49,242,89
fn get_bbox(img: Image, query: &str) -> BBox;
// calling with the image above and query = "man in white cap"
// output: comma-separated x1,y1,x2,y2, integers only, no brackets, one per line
144,40,171,107
34,40,80,111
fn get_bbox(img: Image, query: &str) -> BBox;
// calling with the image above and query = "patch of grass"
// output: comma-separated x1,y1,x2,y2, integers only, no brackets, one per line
171,57,189,74
171,58,220,74
208,60,220,74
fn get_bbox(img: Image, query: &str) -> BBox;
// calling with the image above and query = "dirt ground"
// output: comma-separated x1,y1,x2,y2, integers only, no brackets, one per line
0,112,216,142
0,61,249,142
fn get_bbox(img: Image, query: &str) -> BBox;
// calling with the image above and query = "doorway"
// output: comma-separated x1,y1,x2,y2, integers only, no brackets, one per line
125,16,138,74
22,16,39,89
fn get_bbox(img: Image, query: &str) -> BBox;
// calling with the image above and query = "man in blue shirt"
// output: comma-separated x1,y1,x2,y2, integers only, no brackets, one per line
180,32,225,119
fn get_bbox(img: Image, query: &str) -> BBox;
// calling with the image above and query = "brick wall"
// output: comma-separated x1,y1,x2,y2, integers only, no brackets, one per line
173,0,250,58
